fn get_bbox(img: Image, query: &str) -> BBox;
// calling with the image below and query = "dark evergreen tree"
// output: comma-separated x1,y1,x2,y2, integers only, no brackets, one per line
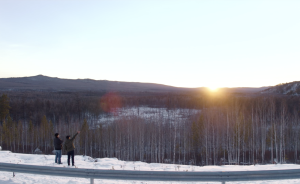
0,94,10,122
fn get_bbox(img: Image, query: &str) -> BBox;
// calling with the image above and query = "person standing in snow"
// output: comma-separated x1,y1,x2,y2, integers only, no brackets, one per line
64,131,80,166
54,133,63,164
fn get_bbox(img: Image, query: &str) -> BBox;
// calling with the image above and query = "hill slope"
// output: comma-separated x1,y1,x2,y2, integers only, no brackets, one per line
0,75,194,92
262,81,300,95
0,75,268,93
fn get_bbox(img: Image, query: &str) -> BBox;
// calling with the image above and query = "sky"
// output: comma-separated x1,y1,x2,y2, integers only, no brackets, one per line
0,0,300,88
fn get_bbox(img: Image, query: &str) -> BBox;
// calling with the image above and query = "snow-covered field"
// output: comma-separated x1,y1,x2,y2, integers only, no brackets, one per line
95,107,201,124
1,151,300,184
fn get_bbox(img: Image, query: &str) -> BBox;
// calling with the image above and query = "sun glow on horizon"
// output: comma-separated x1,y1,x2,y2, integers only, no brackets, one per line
208,86,219,91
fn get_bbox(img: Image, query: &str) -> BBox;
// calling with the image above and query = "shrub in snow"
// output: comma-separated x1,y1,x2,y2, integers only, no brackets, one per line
87,156,97,162
164,159,171,163
34,148,42,154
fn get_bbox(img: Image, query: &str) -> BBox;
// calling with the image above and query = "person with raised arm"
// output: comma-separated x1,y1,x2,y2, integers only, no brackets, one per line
64,131,80,166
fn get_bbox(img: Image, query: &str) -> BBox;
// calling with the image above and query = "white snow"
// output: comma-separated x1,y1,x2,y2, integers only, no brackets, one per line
93,107,201,125
1,150,300,183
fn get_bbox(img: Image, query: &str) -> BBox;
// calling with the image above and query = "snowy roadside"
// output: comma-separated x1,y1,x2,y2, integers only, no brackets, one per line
1,151,300,184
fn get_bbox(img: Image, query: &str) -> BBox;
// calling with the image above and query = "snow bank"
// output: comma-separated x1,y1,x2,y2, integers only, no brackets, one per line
1,151,300,183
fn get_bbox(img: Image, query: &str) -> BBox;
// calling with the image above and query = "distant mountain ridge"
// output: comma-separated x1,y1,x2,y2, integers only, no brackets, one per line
0,75,268,93
262,81,300,95
0,75,194,92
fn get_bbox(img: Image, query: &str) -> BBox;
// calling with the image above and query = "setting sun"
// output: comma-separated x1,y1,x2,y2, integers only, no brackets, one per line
208,86,219,91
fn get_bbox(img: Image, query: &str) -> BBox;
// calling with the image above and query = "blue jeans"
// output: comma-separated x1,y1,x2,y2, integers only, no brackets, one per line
55,150,62,164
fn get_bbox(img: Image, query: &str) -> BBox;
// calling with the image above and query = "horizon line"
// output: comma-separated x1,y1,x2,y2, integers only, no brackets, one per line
0,74,275,89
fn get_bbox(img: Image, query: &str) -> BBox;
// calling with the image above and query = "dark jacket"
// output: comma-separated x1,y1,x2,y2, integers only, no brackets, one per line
64,133,78,153
54,137,63,150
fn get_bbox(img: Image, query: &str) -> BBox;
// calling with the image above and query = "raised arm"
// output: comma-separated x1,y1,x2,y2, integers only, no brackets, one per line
70,131,80,141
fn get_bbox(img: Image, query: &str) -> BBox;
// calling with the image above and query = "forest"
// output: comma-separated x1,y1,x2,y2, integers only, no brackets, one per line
0,90,300,166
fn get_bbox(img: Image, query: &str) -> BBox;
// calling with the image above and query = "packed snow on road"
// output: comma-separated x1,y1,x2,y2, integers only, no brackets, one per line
1,151,300,183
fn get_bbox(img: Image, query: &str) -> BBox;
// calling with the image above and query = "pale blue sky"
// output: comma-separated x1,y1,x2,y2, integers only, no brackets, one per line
0,0,299,88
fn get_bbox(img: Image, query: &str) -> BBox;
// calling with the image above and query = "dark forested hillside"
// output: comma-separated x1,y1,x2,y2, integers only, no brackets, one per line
1,89,300,166
0,75,266,94
0,75,194,92
262,81,300,95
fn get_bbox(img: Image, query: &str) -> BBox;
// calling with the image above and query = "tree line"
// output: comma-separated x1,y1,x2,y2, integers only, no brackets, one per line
1,91,300,166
